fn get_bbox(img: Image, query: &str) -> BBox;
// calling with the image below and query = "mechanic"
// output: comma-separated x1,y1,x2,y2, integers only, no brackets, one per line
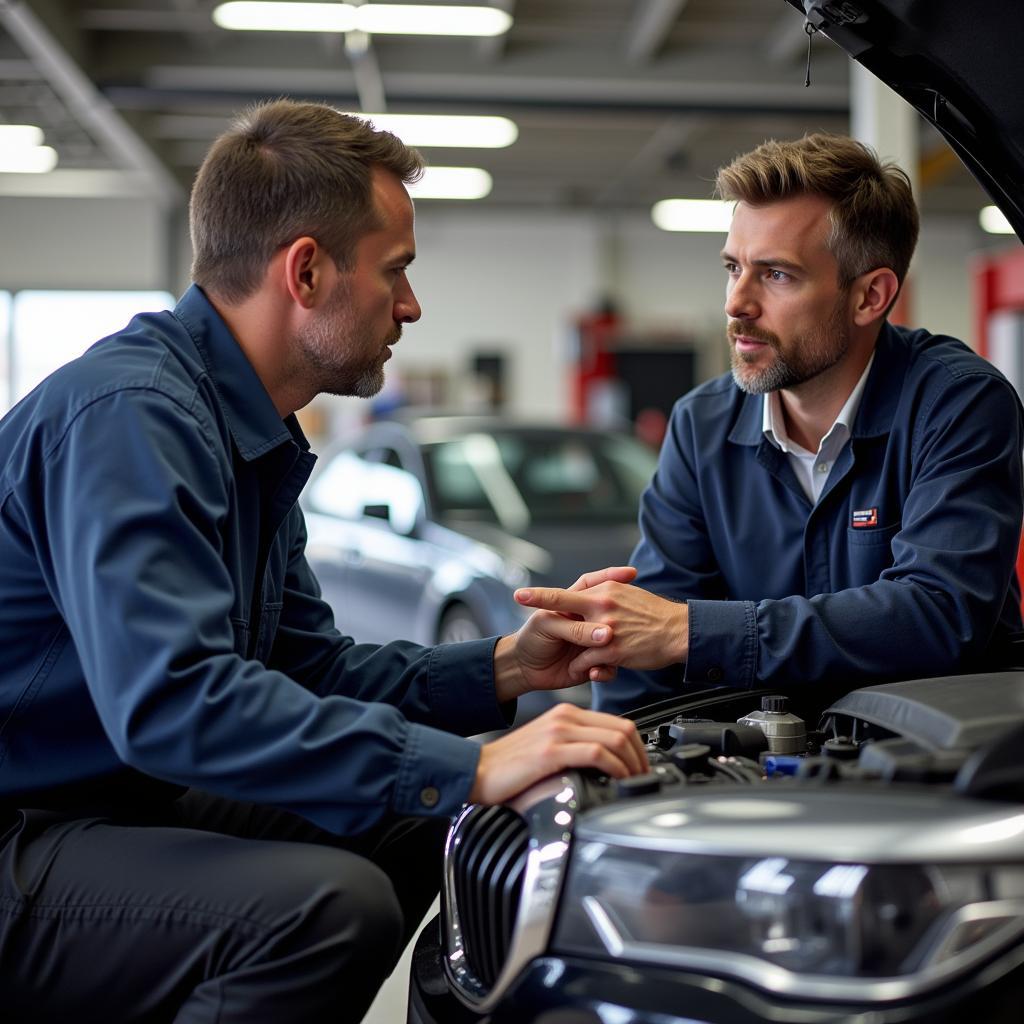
515,132,1024,714
0,100,648,1022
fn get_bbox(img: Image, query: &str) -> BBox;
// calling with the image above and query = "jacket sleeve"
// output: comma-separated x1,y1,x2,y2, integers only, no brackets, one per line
43,389,497,834
685,369,1024,691
267,506,512,738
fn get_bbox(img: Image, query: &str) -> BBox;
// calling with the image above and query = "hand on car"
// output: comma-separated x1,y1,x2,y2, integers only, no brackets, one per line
469,702,649,804
493,566,638,702
514,578,689,683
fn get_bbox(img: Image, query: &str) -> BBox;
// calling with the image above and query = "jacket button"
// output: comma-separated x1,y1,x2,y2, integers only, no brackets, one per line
707,666,724,683
419,786,440,809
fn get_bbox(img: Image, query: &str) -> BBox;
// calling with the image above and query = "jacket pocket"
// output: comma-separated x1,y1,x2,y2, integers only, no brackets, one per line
254,602,283,663
846,521,901,546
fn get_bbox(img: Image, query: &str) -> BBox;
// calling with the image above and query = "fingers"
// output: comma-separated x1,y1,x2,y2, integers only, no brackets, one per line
567,565,638,592
531,609,612,648
469,704,649,804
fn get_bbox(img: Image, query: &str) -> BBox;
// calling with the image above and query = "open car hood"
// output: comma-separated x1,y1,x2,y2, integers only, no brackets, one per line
786,0,1024,242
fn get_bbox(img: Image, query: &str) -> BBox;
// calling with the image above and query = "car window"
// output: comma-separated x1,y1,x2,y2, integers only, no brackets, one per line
423,431,658,528
308,450,424,533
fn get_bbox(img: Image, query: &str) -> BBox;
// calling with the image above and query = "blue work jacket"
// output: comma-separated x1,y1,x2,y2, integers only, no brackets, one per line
597,323,1024,715
0,286,508,833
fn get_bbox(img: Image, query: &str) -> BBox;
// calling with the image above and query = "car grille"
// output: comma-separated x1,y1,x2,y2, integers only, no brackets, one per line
449,804,530,991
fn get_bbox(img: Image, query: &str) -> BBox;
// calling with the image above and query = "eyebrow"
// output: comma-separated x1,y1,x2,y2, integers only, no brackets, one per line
720,251,803,272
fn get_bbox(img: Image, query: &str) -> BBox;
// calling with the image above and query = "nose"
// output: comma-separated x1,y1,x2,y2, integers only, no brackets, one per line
395,272,421,324
724,271,759,321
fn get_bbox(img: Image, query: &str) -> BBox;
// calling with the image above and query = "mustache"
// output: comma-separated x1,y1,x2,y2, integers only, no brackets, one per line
727,321,778,347
386,324,403,346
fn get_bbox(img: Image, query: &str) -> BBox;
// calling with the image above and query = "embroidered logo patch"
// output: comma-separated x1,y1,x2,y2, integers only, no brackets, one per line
852,507,879,528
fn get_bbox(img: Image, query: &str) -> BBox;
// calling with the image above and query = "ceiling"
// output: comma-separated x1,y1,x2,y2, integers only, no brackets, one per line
0,0,990,216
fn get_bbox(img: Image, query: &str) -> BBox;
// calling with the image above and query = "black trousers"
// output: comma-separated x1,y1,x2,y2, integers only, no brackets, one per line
0,790,448,1023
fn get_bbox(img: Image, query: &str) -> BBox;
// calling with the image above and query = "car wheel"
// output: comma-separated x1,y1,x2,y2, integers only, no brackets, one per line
437,604,484,644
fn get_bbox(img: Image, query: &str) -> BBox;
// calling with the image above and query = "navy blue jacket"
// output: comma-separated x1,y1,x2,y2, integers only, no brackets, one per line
596,323,1024,715
0,286,508,833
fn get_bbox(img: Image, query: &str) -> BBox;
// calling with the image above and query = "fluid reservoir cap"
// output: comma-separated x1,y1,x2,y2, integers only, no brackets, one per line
613,772,664,798
822,737,860,760
761,695,789,714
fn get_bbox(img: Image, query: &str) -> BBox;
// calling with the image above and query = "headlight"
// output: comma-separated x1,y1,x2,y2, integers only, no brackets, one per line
553,843,1024,1001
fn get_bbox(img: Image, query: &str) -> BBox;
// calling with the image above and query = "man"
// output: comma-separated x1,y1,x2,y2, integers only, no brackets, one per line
0,100,647,1022
516,132,1024,713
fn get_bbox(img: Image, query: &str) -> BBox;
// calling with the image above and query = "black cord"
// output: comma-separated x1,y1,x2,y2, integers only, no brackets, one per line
804,20,818,88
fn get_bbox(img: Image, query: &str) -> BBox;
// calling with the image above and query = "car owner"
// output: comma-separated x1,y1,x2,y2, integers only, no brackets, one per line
516,133,1024,713
0,99,648,1022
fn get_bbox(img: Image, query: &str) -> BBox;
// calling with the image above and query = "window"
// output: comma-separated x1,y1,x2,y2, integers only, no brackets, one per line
8,290,174,409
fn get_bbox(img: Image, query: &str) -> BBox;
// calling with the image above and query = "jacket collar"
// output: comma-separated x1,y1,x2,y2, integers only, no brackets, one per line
172,284,309,461
728,320,906,447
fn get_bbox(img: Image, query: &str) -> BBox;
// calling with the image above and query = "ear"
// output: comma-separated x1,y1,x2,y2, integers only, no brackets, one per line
282,236,328,309
851,267,900,327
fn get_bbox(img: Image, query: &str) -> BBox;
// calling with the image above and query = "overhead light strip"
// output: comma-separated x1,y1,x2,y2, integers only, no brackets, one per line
353,113,517,148
652,198,733,233
0,146,58,174
407,166,492,200
0,124,45,149
980,205,1015,235
212,3,513,36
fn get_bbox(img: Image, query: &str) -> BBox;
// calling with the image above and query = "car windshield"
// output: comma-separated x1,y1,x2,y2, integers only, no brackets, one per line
420,430,658,530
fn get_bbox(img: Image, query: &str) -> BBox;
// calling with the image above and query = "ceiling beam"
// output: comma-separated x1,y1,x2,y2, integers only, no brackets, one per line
0,0,184,207
138,65,847,113
625,0,688,65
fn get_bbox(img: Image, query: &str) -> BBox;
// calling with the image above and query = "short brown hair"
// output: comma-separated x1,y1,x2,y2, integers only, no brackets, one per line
189,99,424,303
715,132,919,291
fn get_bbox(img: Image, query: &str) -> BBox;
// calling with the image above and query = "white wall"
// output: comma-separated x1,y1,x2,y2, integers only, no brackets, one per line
0,197,171,291
1,195,1014,433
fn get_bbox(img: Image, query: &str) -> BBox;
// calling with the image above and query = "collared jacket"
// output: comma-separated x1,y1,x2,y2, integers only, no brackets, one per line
0,286,508,833
596,323,1024,715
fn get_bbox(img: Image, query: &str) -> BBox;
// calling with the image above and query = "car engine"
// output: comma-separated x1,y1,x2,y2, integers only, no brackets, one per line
437,674,1024,1016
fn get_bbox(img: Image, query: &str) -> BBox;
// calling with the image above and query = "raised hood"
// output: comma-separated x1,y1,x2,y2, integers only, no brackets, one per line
787,0,1024,241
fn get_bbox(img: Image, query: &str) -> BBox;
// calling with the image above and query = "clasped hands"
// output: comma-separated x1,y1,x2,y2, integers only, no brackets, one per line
471,567,688,805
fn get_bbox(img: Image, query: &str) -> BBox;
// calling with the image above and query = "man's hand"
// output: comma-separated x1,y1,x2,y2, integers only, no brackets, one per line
514,579,688,683
469,703,649,805
493,566,638,703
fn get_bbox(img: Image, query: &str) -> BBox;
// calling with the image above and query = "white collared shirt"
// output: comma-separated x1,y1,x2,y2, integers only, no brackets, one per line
762,353,875,503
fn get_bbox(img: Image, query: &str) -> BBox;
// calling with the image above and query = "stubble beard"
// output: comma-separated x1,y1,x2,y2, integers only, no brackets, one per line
729,295,850,395
297,278,401,399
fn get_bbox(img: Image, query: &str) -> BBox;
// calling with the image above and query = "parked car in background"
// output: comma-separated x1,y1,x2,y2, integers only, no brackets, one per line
302,415,658,709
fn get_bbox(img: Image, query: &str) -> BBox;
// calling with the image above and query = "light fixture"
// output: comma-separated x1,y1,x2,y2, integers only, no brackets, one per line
355,113,517,149
407,167,492,200
0,145,58,174
0,124,45,149
652,198,734,233
212,3,513,36
980,205,1015,235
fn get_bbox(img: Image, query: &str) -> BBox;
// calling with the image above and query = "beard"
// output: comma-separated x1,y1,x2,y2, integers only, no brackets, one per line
729,294,850,395
296,277,401,399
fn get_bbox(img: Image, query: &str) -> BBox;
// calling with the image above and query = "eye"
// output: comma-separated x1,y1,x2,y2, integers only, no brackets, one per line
723,261,739,275
767,268,791,283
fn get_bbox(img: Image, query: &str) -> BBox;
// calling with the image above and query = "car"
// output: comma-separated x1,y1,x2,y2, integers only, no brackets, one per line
302,415,658,706
407,2,1024,1021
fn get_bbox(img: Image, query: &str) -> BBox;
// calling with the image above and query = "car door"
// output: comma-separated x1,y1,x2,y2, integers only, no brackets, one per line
305,443,436,644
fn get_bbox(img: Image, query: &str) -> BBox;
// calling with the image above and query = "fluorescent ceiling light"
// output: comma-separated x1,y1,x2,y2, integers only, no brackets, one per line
357,4,511,36
980,205,1015,235
0,124,45,149
407,167,492,200
652,198,734,233
0,145,58,174
355,113,517,148
212,3,512,36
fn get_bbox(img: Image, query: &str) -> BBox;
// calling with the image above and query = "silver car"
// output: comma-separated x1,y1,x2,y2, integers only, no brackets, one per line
302,416,658,651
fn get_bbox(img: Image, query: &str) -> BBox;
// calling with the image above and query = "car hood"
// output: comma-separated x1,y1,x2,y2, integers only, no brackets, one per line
787,0,1024,241
450,519,641,588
